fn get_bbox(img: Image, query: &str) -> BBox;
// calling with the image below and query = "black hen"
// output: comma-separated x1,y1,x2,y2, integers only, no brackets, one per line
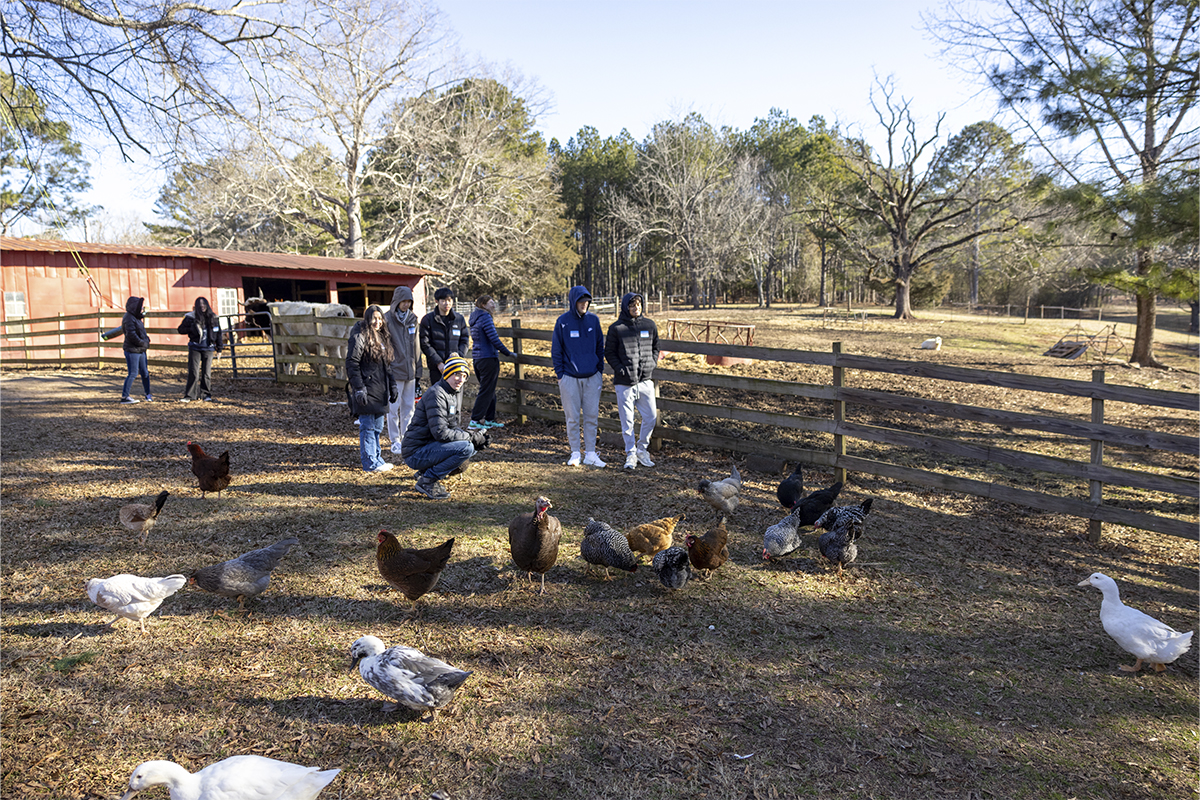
794,479,844,527
777,463,804,509
652,546,691,590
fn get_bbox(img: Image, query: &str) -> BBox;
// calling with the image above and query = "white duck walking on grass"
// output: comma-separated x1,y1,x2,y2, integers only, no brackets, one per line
119,755,340,800
1077,572,1194,673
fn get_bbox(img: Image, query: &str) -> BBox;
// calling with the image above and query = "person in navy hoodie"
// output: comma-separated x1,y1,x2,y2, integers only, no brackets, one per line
551,286,606,467
468,295,514,431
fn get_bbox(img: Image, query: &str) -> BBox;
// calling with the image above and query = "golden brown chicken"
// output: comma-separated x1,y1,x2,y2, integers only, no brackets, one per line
625,514,683,557
187,441,231,498
697,460,741,517
376,531,454,616
508,496,562,594
119,490,170,545
685,516,729,578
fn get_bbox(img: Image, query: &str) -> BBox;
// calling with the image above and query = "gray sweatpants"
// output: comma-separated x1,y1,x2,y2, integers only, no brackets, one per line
558,372,602,454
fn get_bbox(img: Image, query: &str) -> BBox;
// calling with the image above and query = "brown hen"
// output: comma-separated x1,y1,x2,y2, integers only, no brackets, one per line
186,441,231,498
625,514,683,557
376,531,454,616
508,496,562,594
685,516,729,578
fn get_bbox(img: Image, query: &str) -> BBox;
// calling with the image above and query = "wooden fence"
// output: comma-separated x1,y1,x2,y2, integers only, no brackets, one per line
3,311,1196,540
499,320,1198,541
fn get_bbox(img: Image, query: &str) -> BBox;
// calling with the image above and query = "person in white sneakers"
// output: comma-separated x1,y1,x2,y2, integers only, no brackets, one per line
384,286,420,455
551,286,606,467
605,292,659,469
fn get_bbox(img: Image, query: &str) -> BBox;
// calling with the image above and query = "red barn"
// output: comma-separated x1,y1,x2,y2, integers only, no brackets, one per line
1,237,434,354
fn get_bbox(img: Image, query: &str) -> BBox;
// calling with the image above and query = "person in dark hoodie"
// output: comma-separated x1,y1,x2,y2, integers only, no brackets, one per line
401,355,489,499
468,295,513,430
120,296,152,403
177,296,223,402
346,305,398,473
551,285,606,467
385,285,420,454
605,292,660,469
418,287,470,386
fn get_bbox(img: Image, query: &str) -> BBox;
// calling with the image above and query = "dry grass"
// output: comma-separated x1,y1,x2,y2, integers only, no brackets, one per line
2,307,1197,800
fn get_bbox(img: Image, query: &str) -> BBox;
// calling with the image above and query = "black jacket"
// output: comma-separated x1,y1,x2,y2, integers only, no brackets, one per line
604,292,659,386
177,301,223,352
400,378,472,456
122,297,150,354
345,320,397,417
419,308,469,373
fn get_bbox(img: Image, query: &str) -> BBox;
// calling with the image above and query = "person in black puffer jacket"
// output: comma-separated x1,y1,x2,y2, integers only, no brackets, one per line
604,292,660,470
346,305,399,473
177,296,223,402
120,296,152,403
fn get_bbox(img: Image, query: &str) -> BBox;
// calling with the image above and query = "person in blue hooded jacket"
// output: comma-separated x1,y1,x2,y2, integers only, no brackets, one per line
468,295,513,430
550,286,606,467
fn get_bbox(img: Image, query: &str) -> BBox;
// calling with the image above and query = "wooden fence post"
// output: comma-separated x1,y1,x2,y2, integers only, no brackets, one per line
512,318,527,425
97,309,103,370
57,312,65,368
833,341,847,484
1088,369,1105,543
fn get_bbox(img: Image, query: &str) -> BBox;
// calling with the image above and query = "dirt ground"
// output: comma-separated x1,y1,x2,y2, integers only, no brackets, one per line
1,306,1197,800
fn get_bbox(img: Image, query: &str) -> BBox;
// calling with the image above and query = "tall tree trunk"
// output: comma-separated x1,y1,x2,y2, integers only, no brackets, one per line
1130,247,1160,366
893,260,915,319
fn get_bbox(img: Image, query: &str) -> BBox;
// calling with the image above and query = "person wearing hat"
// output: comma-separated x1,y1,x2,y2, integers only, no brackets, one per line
551,285,606,467
400,355,489,499
419,287,470,387
605,292,659,469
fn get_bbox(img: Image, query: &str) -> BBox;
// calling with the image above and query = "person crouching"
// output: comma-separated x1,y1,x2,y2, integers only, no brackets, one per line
400,355,489,499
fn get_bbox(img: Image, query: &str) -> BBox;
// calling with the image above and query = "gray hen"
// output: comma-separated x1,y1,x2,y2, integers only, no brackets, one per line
349,635,472,721
580,518,639,578
697,459,741,516
651,546,691,590
189,537,298,606
815,499,874,577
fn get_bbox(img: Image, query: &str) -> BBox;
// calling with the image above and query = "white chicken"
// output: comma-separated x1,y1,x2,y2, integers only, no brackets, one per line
1077,572,1194,673
85,573,187,633
119,755,340,800
349,635,473,721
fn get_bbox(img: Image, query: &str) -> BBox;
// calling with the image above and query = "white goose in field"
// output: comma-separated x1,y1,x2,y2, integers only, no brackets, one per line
119,755,340,800
1077,572,1194,673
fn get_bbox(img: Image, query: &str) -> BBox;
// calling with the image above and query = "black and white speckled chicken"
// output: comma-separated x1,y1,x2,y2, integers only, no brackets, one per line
651,546,691,590
697,459,741,516
815,499,874,577
580,517,639,579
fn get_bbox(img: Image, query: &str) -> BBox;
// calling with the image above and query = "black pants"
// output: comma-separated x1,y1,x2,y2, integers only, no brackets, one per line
184,348,215,400
471,357,500,423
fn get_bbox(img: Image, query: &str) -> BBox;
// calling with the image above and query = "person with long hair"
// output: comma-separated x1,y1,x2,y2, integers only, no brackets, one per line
346,305,398,473
177,296,223,402
468,294,513,430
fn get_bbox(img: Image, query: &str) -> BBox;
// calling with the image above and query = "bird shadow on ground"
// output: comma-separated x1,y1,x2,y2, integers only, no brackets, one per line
1,621,121,639
236,694,427,726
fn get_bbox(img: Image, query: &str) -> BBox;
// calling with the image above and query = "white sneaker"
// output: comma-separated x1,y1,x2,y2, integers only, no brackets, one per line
636,448,656,468
624,452,638,469
583,452,607,468
566,451,582,467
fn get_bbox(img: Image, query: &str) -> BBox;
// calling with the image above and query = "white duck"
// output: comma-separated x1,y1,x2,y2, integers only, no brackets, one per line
86,574,187,633
349,635,472,721
1078,572,1194,673
119,755,340,800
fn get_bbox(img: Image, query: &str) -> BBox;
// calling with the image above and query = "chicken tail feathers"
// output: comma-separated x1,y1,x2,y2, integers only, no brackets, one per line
152,490,170,516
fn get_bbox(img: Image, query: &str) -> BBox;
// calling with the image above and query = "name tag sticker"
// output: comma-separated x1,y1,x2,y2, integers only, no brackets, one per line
408,326,416,335
569,330,580,338
451,328,460,336
640,330,650,338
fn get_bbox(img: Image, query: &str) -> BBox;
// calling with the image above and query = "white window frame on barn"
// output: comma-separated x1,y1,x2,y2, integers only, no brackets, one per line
216,288,239,323
5,291,27,319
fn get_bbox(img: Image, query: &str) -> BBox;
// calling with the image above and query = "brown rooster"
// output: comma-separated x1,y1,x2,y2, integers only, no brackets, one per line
625,514,683,557
186,441,231,498
119,490,170,545
685,516,729,578
508,496,562,594
376,531,454,616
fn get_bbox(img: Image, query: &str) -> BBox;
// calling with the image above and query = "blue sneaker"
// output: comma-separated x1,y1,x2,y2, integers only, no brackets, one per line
484,420,505,428
468,420,488,431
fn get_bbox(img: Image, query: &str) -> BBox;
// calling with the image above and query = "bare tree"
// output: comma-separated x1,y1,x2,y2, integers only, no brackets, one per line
929,0,1199,366
1,0,286,158
824,80,1036,319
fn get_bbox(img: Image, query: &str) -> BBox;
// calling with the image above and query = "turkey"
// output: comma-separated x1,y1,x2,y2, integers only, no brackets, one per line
508,496,562,594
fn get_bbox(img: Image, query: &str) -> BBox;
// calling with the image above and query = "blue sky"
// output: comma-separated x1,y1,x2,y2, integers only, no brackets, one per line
81,0,1000,233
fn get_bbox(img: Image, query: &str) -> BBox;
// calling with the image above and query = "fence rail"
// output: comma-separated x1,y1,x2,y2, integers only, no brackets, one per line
499,320,1197,541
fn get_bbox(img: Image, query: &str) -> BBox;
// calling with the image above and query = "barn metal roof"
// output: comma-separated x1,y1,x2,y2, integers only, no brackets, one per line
1,236,433,276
